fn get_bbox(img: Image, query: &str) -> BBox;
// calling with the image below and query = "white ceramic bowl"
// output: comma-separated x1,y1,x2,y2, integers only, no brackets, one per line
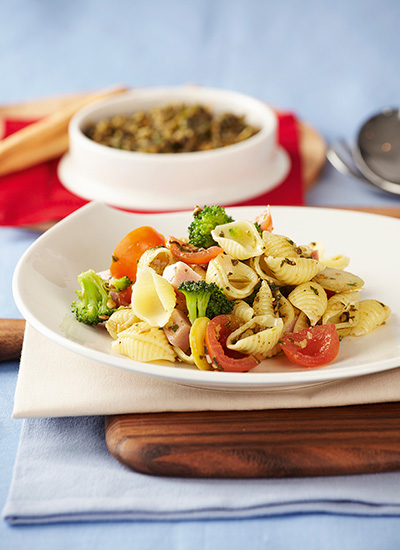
58,86,290,210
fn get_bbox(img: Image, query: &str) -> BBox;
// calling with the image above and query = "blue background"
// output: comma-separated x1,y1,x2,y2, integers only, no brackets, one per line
1,1,400,548
2,0,400,207
1,0,399,143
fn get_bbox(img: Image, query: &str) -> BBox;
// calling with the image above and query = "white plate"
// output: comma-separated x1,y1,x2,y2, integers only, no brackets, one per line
13,202,400,391
57,147,290,210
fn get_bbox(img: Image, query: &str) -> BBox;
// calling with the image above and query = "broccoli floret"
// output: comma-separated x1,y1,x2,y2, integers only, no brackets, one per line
72,269,116,325
188,205,234,248
108,275,132,291
178,280,233,324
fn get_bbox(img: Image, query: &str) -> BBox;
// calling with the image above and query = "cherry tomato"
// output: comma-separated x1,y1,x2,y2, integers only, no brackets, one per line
254,205,273,232
205,314,260,372
167,236,223,265
110,286,132,308
279,324,340,368
110,226,165,282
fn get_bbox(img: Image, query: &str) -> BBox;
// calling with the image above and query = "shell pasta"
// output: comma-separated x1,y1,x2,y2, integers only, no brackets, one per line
75,205,391,372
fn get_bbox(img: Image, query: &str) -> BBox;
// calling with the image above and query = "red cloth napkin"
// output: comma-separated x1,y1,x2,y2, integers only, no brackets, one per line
0,113,303,227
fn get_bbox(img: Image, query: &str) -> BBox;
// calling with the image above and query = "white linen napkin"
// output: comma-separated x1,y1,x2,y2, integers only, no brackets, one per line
12,324,400,418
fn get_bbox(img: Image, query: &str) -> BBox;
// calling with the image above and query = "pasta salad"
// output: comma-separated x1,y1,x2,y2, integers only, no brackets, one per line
71,205,391,372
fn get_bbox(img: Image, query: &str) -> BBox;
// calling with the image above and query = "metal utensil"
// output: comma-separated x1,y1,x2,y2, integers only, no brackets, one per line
327,108,400,195
326,140,367,181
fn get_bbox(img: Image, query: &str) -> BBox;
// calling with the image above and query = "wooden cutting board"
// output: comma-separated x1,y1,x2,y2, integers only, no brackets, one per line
105,207,400,478
105,404,400,478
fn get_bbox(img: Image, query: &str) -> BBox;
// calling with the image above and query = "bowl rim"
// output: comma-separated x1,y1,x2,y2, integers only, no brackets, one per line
69,85,277,163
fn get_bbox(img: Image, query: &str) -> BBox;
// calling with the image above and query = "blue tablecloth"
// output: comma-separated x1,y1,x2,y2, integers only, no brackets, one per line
2,0,400,547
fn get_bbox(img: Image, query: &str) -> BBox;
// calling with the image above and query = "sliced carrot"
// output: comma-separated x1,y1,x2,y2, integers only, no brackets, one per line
110,226,165,281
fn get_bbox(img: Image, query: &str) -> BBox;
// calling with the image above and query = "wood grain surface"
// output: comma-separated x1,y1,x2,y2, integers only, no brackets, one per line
298,120,326,190
0,86,127,176
0,319,26,362
105,405,400,478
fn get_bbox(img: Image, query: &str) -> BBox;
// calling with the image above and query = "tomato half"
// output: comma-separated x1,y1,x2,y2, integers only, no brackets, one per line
110,286,132,308
279,324,340,368
205,314,260,372
254,205,273,232
167,236,223,265
110,226,165,281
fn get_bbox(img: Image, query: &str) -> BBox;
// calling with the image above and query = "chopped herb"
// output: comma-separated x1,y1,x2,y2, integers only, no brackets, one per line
310,285,319,295
280,257,296,267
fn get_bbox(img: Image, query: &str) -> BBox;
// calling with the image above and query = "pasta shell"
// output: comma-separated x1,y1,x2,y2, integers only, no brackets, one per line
211,220,265,259
273,292,295,331
249,255,281,285
322,290,360,329
320,255,350,270
308,240,324,259
205,253,259,299
226,315,284,356
313,267,364,292
232,300,254,322
266,256,325,285
131,266,176,327
137,246,175,275
105,307,140,339
112,321,176,362
337,327,352,340
309,241,350,269
293,311,310,332
288,282,328,326
295,244,314,258
173,347,195,364
350,300,391,336
252,281,275,317
262,232,299,258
